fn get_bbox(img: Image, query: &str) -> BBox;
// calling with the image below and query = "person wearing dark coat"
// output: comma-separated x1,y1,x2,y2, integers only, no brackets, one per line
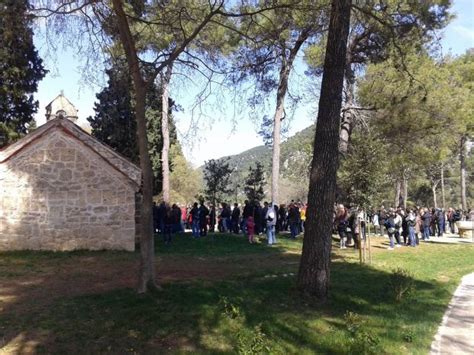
220,203,231,232
261,202,269,234
242,200,253,235
421,208,432,241
436,209,445,237
231,203,240,234
171,204,182,233
190,203,200,238
199,202,209,237
253,202,262,235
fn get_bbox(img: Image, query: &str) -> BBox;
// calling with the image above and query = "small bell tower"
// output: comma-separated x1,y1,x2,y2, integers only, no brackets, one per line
45,91,79,123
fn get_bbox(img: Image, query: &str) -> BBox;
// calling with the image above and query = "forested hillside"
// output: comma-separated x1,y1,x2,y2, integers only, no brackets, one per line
200,124,315,203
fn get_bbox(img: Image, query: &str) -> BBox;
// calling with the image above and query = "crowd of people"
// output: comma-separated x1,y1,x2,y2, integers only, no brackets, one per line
152,200,308,245
153,199,472,249
334,205,473,250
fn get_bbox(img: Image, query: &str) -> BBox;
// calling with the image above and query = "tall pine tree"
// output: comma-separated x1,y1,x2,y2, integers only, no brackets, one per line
244,162,266,203
87,59,179,194
0,0,46,146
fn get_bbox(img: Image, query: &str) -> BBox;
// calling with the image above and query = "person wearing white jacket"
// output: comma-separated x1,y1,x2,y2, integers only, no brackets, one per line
266,204,277,245
393,211,403,247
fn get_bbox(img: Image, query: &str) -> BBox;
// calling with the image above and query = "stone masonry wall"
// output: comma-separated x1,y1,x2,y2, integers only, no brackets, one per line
0,129,137,251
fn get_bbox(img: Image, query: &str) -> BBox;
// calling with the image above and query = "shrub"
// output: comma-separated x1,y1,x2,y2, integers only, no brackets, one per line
237,324,271,354
219,296,241,319
388,268,415,303
344,311,380,355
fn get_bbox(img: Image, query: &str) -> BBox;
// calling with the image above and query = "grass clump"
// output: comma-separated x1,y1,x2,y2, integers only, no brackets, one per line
388,267,415,302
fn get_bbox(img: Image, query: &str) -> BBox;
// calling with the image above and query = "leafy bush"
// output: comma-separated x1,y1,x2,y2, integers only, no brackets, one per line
344,311,380,355
237,324,271,354
219,296,241,319
388,268,415,302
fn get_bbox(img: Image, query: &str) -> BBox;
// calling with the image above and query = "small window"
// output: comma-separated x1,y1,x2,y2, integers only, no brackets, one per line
56,110,67,119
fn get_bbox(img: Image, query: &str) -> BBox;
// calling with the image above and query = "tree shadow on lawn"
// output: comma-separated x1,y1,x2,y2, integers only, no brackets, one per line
0,254,452,354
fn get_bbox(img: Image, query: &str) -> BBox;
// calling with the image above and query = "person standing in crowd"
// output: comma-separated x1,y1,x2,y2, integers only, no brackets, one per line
220,203,231,232
254,202,262,235
208,204,216,233
180,204,187,231
393,209,403,247
384,211,397,250
379,207,387,236
261,202,269,235
171,204,181,232
300,203,307,233
415,209,422,245
334,204,348,249
246,215,255,244
163,204,174,245
277,204,287,232
190,202,200,238
406,209,417,247
430,208,437,236
242,200,253,236
266,204,277,245
231,203,240,234
436,208,445,237
447,207,455,234
199,201,209,237
288,203,300,239
422,208,431,241
401,209,409,245
372,210,380,236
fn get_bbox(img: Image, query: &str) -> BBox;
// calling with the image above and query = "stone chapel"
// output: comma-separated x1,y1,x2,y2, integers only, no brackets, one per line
0,93,141,251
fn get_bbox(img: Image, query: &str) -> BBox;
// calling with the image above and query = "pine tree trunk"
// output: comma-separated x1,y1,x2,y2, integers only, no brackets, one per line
460,135,467,211
111,0,156,293
339,64,355,155
432,183,438,209
161,64,172,204
271,91,284,206
297,0,351,302
441,166,446,209
271,32,309,206
403,175,408,210
394,179,401,208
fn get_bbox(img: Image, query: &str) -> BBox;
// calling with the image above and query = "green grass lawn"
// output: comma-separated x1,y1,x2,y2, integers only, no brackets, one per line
0,233,473,354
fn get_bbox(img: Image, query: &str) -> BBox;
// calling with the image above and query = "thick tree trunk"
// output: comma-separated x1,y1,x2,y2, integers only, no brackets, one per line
394,179,401,208
441,166,446,209
339,65,355,155
460,135,467,211
161,64,172,204
111,0,157,293
297,0,351,302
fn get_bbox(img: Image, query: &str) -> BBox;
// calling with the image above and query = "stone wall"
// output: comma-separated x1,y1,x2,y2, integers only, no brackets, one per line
0,129,137,251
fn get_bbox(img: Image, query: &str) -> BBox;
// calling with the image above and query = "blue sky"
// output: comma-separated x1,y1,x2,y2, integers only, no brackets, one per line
33,0,474,166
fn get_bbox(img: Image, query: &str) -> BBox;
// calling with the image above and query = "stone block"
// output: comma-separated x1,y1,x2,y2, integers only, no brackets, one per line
59,169,72,182
60,149,76,162
86,190,101,204
92,206,108,214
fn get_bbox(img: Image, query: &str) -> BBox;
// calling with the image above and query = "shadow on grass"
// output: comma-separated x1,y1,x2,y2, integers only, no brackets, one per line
0,252,455,353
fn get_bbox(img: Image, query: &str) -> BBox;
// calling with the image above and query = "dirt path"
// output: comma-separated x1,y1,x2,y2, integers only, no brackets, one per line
430,272,474,355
